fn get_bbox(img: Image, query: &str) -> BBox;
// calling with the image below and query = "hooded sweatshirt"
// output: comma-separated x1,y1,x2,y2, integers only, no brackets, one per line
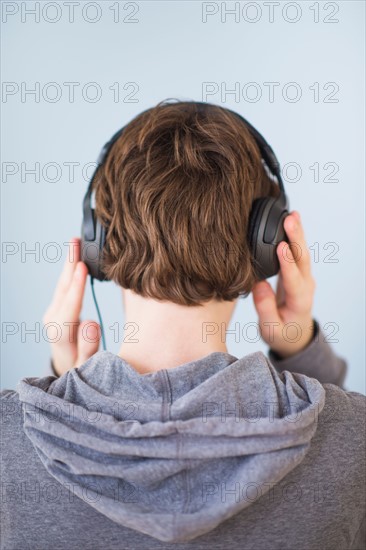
1,320,365,550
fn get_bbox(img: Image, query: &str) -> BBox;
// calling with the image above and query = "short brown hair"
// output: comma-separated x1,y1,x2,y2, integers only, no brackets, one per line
94,100,279,306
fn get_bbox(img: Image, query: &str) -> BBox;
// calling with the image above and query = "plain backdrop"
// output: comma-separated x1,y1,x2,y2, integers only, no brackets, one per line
1,1,365,393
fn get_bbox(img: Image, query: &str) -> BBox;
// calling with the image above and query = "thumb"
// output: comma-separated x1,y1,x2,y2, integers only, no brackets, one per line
252,281,282,335
75,320,101,368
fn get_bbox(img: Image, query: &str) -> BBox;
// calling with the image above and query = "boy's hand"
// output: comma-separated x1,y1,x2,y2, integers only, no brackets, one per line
42,237,101,376
252,211,316,359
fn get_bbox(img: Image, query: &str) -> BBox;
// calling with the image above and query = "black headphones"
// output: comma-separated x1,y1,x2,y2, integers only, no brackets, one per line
81,102,289,283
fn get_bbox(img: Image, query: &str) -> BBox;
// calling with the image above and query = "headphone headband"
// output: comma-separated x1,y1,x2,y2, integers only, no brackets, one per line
193,102,284,193
81,102,289,282
84,101,284,208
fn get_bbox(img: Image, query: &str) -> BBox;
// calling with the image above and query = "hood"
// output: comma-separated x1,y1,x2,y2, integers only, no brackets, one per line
17,350,325,543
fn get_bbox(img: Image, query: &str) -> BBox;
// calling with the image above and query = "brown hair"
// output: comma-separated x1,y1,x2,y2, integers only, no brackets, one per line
94,100,279,306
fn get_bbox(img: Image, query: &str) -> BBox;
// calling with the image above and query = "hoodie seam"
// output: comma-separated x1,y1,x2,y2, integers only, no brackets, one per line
163,369,193,515
159,369,172,421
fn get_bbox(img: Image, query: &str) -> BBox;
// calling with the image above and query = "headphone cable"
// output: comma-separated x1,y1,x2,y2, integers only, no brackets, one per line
90,276,107,351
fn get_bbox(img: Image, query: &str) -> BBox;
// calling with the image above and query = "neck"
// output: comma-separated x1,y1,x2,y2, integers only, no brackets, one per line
117,289,238,374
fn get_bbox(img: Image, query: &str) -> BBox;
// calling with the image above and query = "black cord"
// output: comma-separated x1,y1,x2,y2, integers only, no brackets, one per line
90,277,107,350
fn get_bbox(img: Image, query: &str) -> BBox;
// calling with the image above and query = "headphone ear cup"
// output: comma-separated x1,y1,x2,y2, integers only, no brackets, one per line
248,198,269,253
248,196,288,280
81,211,109,282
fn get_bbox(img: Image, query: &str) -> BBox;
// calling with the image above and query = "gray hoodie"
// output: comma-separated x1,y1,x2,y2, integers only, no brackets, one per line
1,320,365,550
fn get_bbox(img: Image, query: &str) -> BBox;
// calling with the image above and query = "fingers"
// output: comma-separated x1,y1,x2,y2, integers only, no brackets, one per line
75,320,101,368
44,259,88,350
276,211,314,308
283,211,311,277
275,271,286,308
252,281,282,335
64,261,88,319
252,211,315,357
50,320,100,375
276,241,302,302
43,237,92,376
51,238,81,310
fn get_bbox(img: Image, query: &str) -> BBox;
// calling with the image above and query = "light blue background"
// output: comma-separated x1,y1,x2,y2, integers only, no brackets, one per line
1,1,365,393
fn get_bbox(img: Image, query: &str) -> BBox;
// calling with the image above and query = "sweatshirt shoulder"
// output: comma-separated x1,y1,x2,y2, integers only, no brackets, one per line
1,389,23,428
1,388,21,406
321,383,366,428
1,388,19,400
323,383,366,406
314,384,366,480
